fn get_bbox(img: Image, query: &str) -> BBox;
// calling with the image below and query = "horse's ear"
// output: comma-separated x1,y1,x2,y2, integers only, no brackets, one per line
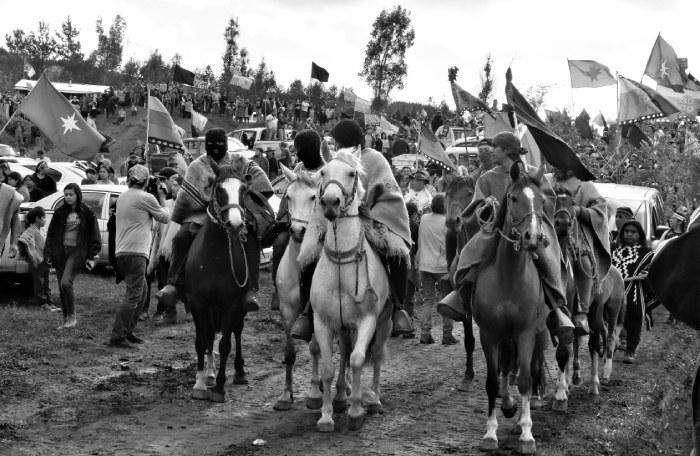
509,161,522,182
534,162,545,182
352,145,362,159
280,164,296,183
209,157,221,177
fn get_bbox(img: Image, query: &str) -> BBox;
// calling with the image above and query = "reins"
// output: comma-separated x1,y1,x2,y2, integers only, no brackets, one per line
554,198,597,282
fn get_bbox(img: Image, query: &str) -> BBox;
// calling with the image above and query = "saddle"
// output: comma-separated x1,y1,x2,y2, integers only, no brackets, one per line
244,189,277,248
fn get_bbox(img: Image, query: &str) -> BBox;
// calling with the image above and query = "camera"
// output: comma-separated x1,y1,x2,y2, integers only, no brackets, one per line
146,176,166,198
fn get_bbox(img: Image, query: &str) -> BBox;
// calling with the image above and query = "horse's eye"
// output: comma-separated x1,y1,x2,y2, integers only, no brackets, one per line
320,171,324,177
311,195,316,201
511,196,517,202
349,171,356,177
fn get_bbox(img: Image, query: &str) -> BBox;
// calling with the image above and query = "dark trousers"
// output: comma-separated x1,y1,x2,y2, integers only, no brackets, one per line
55,247,81,318
30,261,53,305
111,255,148,341
623,294,644,354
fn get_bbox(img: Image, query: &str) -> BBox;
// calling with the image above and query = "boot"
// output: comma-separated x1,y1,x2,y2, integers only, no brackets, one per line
419,333,434,344
243,290,260,313
392,308,414,336
437,290,468,322
442,333,459,345
573,313,590,336
270,289,280,311
155,284,178,308
623,351,635,364
291,305,313,343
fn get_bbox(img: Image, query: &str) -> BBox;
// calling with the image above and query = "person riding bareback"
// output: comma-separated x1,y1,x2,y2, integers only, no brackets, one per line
439,131,569,327
156,128,274,321
291,119,414,341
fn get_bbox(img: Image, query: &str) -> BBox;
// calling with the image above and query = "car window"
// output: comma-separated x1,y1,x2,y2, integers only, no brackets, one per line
109,194,119,217
82,192,106,219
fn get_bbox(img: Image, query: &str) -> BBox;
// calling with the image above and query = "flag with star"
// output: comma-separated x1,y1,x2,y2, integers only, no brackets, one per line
148,95,185,150
17,74,104,160
644,34,687,93
450,80,494,115
567,60,616,88
618,75,679,124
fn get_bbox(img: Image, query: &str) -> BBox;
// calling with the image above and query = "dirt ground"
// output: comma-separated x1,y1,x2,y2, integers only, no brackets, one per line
0,268,697,456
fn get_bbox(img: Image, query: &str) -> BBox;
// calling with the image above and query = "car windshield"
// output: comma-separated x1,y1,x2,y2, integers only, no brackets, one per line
0,145,17,156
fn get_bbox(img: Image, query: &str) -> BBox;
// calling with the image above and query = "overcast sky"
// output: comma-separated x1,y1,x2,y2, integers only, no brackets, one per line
2,0,699,119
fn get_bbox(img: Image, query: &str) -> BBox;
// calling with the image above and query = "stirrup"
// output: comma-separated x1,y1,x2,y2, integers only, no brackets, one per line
291,314,313,342
155,284,178,308
392,309,414,335
437,290,468,321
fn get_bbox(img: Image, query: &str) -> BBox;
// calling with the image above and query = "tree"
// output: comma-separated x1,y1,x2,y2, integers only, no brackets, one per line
5,23,61,74
523,82,550,112
141,50,169,82
477,53,494,104
170,53,182,67
90,15,127,81
122,58,141,83
287,79,306,100
252,58,277,97
359,6,415,109
195,65,218,91
56,16,82,61
326,84,338,101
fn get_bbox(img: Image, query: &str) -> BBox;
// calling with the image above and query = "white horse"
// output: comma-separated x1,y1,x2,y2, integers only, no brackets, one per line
273,164,327,412
312,148,392,432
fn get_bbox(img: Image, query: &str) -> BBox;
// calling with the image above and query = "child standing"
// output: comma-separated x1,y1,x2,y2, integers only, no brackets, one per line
19,207,59,312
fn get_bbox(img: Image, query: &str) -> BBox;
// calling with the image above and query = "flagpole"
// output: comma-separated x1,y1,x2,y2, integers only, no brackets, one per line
145,89,152,173
0,109,20,137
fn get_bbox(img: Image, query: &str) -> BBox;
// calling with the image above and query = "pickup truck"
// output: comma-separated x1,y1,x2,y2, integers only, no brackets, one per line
229,127,293,158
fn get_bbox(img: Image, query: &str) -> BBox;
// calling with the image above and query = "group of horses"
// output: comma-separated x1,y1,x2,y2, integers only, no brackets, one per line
182,156,633,454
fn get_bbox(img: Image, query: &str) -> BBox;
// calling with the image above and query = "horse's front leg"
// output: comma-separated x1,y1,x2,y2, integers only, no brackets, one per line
314,321,335,433
347,316,376,431
367,306,391,415
192,324,211,400
274,332,297,411
572,334,581,385
306,336,323,410
210,327,232,403
553,329,573,411
480,331,500,452
232,316,247,385
458,317,476,392
515,332,537,455
332,330,351,413
589,332,601,396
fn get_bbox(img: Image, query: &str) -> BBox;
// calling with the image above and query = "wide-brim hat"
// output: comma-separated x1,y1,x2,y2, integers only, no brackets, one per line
410,170,430,182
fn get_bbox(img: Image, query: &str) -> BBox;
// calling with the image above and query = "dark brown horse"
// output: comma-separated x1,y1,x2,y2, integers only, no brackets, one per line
444,174,477,391
553,187,625,405
187,165,252,403
473,163,549,453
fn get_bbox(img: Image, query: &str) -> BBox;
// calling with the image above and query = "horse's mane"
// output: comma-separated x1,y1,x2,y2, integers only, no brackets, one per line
446,175,475,196
333,151,366,179
292,170,317,189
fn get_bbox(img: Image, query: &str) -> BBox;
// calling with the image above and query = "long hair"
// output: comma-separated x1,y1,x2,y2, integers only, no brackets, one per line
62,183,83,212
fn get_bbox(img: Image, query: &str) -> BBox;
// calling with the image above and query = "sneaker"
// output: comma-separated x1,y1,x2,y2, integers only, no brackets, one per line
62,316,77,329
106,339,139,349
623,352,635,364
40,304,53,312
419,333,435,345
48,304,61,312
442,334,459,345
154,314,177,326
125,333,146,344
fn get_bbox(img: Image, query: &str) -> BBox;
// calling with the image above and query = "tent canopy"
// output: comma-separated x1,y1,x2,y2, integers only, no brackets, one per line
15,79,110,95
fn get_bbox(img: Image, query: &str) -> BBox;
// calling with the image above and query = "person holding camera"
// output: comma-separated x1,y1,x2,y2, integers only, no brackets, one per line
108,165,170,348
44,183,101,329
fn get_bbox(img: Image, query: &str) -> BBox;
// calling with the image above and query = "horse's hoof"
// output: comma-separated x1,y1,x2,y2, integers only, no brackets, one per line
518,439,536,455
317,420,335,433
332,398,347,413
366,403,383,415
232,374,248,385
205,375,216,387
208,390,227,403
572,375,581,386
501,404,517,419
192,388,208,400
479,437,498,452
588,386,600,396
552,398,568,412
457,378,474,392
273,399,293,411
306,396,323,410
530,398,546,410
347,411,366,431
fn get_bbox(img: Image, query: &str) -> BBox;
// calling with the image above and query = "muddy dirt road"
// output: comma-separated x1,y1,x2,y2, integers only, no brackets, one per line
0,270,697,455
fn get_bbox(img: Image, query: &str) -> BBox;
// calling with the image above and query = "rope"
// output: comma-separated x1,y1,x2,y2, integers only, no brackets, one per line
333,222,345,330
226,228,249,288
476,196,500,233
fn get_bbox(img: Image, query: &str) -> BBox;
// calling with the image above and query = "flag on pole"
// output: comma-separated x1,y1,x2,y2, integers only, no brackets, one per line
450,81,493,115
567,60,616,88
354,96,371,113
191,110,208,137
310,62,329,82
173,64,195,86
148,95,185,150
575,109,593,139
230,74,253,90
644,34,687,93
419,123,456,171
618,75,679,124
686,73,700,92
23,59,35,78
504,67,595,181
17,74,104,160
655,85,700,119
343,88,357,104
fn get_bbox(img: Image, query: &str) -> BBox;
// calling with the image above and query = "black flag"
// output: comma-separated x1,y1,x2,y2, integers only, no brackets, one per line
311,62,329,82
173,65,195,86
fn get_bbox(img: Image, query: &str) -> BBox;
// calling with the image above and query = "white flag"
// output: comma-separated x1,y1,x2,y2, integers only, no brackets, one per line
354,97,371,113
191,110,208,133
230,74,253,90
24,60,35,77
343,88,357,104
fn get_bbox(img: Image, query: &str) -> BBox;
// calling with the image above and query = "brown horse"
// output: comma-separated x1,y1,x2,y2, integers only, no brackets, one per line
553,186,625,398
444,175,477,391
472,162,549,453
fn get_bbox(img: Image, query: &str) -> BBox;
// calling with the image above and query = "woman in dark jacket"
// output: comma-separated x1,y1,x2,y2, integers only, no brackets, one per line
44,183,101,329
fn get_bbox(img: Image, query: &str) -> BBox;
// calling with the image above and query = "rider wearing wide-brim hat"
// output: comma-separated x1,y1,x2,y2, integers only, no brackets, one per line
155,128,274,324
441,131,568,327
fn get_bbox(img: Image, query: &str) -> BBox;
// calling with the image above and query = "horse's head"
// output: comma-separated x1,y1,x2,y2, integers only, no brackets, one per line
319,148,365,222
445,175,475,231
553,185,577,239
209,161,248,230
281,164,320,240
507,162,546,252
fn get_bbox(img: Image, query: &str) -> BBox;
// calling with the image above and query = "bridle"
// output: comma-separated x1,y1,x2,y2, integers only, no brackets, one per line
554,192,597,280
282,182,312,243
319,172,359,219
497,187,549,253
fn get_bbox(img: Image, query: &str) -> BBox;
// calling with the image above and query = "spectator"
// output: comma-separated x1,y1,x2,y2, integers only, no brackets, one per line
110,165,170,348
294,99,302,123
277,107,288,140
278,142,291,169
6,171,29,202
265,111,278,141
612,219,656,364
98,166,116,185
114,108,126,125
255,97,263,122
86,112,97,131
610,206,634,246
19,206,59,311
156,167,180,199
393,135,410,157
252,148,269,176
81,168,98,185
36,149,51,163
23,175,45,202
404,201,420,338
301,99,309,120
416,194,455,345
44,184,101,330
18,147,27,157
34,161,57,195
266,149,279,180
404,170,435,214
375,133,384,156
0,160,10,184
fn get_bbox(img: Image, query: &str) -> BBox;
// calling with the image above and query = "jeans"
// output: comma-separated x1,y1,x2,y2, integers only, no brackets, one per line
112,255,148,341
30,261,53,305
55,246,81,318
420,271,453,334
623,292,644,354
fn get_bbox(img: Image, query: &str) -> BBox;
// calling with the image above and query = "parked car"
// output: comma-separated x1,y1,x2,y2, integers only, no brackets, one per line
0,144,37,166
18,162,85,191
229,127,293,158
593,182,667,249
149,137,252,174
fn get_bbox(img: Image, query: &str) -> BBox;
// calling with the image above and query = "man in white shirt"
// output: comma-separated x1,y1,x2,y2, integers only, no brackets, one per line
265,112,278,141
301,100,309,120
403,170,435,214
